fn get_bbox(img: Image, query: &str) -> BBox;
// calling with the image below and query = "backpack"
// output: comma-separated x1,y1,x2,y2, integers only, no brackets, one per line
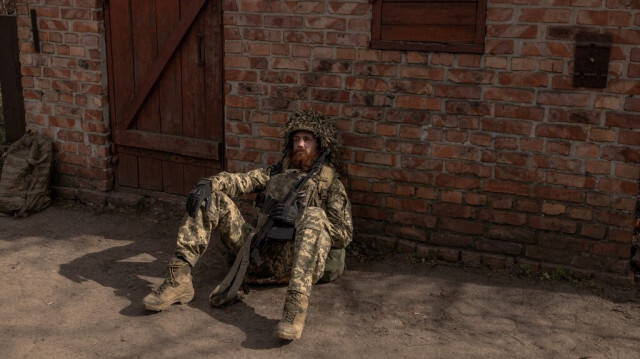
0,130,53,217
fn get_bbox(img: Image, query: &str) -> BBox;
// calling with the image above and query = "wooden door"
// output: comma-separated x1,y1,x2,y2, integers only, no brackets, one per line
0,14,26,143
105,0,224,195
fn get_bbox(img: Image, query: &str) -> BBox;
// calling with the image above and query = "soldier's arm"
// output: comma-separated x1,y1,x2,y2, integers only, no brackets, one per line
325,177,353,249
206,167,271,198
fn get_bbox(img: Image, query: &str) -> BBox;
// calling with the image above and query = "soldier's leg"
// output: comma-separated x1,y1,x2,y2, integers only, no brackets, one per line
275,207,331,340
143,191,251,311
175,191,252,266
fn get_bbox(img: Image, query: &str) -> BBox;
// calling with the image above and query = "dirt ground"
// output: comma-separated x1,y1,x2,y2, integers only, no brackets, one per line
1,199,640,359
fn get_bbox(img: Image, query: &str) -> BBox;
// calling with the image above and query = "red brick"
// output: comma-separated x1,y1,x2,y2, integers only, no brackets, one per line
485,39,514,54
396,96,441,110
349,163,389,180
606,112,640,129
487,7,514,21
478,239,523,255
602,146,640,163
484,180,530,196
487,24,538,38
495,166,542,182
439,218,484,235
520,8,571,23
431,232,475,249
241,0,281,12
390,169,433,185
529,216,577,233
478,209,527,226
592,242,631,258
523,42,572,57
345,78,388,91
448,69,495,84
614,163,640,179
607,79,640,95
609,229,633,244
533,186,584,202
328,2,370,15
400,66,445,80
355,151,395,166
577,10,632,26
535,124,587,140
482,118,533,135
546,172,596,188
498,72,548,87
598,178,637,195
596,210,634,227
432,144,479,161
483,87,535,102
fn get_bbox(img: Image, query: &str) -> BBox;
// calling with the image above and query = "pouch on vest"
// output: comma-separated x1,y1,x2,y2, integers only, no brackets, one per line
0,130,53,217
320,247,346,283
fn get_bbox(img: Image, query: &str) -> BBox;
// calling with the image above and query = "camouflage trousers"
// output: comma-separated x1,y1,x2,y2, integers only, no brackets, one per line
174,191,331,296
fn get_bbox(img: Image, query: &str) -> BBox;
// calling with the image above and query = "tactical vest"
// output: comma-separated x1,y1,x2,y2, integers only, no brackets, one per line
245,163,339,284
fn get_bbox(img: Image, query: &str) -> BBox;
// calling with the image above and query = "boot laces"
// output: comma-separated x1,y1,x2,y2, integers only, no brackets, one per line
152,265,180,295
282,294,302,323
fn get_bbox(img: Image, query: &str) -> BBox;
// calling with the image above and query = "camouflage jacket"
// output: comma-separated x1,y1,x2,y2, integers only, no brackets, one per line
208,165,353,249
206,165,352,283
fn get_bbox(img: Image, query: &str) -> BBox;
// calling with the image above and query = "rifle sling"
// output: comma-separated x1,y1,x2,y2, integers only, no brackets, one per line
209,235,251,307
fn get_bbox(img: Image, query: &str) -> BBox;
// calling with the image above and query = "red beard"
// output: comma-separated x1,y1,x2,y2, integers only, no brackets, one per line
291,150,317,171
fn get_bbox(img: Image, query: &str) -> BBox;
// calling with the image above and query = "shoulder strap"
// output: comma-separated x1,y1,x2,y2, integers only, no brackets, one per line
316,165,335,202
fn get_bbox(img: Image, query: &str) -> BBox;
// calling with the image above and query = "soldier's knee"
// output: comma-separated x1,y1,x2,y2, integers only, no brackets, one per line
295,206,327,232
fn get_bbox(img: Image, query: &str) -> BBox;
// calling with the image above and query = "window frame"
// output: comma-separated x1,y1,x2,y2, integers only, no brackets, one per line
371,0,487,54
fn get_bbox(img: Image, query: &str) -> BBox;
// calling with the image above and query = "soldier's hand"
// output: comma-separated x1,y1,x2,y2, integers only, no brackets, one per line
186,179,212,217
269,203,299,224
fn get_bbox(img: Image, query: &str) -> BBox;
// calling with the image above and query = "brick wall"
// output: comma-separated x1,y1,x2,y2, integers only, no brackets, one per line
222,0,640,284
15,0,111,192
12,0,640,283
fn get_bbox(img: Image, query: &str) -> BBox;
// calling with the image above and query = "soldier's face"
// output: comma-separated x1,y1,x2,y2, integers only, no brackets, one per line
292,131,319,157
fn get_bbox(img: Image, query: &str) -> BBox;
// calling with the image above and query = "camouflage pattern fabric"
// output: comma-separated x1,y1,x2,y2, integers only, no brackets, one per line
0,130,52,217
173,164,352,295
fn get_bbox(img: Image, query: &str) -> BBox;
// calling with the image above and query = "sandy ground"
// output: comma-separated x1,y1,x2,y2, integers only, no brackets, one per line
1,200,639,359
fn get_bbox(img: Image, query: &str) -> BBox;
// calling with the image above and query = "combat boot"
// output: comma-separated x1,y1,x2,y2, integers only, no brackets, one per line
142,257,194,311
274,290,309,340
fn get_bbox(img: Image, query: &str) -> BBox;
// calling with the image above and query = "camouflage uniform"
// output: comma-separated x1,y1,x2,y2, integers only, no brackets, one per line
144,110,352,339
175,158,352,296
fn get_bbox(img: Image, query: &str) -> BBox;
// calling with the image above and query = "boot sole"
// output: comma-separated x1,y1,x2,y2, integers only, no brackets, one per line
274,329,302,341
143,292,195,312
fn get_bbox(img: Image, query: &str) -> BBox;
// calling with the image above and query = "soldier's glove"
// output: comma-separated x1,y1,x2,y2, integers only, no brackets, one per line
269,202,299,225
186,179,212,217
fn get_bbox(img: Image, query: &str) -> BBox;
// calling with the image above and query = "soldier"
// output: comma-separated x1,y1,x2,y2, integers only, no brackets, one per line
142,109,353,340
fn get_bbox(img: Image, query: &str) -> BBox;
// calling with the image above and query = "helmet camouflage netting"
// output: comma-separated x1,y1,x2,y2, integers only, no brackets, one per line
281,109,339,165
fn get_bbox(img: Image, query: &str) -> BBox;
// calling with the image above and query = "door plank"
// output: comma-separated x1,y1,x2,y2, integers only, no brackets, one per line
204,0,224,142
131,0,160,132
108,0,135,130
117,153,139,188
181,1,206,140
162,160,185,195
138,156,163,191
183,164,207,193
120,0,208,131
156,0,183,136
114,129,220,160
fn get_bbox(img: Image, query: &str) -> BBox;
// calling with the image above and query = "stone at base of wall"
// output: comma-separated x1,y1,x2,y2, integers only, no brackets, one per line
52,186,185,212
372,236,636,287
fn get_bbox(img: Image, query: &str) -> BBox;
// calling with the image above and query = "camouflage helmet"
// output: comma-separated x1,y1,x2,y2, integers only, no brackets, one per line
282,109,339,165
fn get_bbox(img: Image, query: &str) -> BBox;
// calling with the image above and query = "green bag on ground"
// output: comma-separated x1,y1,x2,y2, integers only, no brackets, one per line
0,130,53,217
320,247,346,283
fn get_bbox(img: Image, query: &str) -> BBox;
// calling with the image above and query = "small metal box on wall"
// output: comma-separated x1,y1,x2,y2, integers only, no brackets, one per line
573,33,612,88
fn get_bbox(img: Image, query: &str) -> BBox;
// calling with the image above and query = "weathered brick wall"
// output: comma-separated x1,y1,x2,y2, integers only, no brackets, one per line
15,0,112,192
12,0,640,283
222,0,640,283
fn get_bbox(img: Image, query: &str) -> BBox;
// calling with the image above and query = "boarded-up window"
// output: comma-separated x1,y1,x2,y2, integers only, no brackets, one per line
371,0,487,53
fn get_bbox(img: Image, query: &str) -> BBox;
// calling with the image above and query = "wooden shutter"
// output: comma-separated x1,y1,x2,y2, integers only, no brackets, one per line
371,0,487,53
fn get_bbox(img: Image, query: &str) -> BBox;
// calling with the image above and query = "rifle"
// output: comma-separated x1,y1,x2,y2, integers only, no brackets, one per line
209,148,330,307
250,148,330,267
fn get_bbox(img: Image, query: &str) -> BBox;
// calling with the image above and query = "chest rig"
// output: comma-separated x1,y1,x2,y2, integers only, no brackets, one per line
255,159,335,240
